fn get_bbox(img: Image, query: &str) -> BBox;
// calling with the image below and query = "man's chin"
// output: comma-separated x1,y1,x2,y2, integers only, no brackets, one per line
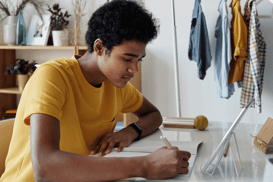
113,81,128,88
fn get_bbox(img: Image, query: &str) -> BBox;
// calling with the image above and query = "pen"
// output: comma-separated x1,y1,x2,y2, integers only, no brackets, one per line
223,143,229,157
160,135,173,149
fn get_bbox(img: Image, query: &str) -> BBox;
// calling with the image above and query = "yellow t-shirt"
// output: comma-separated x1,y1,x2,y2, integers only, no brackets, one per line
0,55,143,182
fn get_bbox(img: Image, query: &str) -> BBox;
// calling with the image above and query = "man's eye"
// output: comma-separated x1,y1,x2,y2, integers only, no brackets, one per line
124,58,131,62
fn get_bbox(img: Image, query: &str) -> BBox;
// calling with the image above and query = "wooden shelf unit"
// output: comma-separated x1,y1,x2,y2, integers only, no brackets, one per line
0,88,22,94
0,48,17,118
0,45,75,50
0,45,78,55
78,46,88,50
0,45,141,126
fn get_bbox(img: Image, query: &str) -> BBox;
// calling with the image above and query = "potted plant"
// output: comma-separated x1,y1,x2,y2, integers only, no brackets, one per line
5,59,37,91
48,3,71,46
0,0,50,45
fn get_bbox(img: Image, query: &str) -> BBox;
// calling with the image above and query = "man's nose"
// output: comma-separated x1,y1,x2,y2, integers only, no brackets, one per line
128,62,139,73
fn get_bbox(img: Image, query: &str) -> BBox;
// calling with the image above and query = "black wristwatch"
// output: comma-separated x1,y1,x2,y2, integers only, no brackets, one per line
129,123,142,141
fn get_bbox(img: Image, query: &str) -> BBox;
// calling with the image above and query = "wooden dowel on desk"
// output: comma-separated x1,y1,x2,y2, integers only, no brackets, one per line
162,117,195,129
223,143,229,157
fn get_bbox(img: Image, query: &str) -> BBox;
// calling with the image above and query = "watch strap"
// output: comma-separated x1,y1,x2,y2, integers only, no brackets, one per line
129,123,142,141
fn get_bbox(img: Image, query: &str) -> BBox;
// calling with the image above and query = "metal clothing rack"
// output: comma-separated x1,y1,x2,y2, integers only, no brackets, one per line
256,0,273,19
170,0,273,117
171,0,181,117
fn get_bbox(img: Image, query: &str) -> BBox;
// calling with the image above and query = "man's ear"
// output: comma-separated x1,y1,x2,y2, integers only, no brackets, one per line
93,39,105,56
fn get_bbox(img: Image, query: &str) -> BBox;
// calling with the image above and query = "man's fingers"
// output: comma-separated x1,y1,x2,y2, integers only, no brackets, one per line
106,141,116,154
98,142,110,157
179,151,191,160
90,145,101,155
180,160,189,168
177,159,189,174
178,167,189,174
117,143,124,152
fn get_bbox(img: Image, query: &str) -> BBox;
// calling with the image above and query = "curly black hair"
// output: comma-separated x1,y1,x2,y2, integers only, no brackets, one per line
85,0,159,53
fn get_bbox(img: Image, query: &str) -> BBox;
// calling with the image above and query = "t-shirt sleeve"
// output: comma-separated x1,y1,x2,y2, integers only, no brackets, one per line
23,64,67,125
120,82,143,113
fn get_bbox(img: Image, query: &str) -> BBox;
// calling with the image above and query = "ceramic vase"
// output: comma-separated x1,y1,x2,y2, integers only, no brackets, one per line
3,16,18,46
17,74,29,91
52,30,69,46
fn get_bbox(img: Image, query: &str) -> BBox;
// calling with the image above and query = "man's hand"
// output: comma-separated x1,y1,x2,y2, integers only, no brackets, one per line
143,146,191,180
90,127,137,157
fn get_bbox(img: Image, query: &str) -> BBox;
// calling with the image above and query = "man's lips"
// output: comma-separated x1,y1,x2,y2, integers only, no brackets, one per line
123,75,133,81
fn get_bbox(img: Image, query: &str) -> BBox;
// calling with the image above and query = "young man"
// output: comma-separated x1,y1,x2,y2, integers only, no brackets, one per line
0,1,191,181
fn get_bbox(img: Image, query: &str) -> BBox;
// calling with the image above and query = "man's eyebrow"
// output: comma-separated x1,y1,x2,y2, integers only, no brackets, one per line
123,53,146,58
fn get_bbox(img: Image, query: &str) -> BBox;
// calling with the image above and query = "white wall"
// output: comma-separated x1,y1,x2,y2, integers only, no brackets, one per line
143,0,273,124
1,0,272,124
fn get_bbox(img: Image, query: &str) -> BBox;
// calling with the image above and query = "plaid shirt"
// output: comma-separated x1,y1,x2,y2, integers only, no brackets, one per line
240,0,266,113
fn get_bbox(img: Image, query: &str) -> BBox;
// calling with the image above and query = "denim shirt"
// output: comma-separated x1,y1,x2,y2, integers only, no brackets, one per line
188,0,212,80
214,0,235,99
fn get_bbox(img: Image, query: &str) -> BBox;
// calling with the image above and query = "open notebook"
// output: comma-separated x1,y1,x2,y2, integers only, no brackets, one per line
104,139,202,181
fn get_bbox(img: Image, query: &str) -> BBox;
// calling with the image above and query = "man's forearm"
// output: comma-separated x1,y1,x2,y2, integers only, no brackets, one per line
134,110,162,139
34,150,146,182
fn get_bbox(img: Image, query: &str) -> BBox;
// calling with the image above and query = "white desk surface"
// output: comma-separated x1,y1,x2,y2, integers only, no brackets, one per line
117,121,273,182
